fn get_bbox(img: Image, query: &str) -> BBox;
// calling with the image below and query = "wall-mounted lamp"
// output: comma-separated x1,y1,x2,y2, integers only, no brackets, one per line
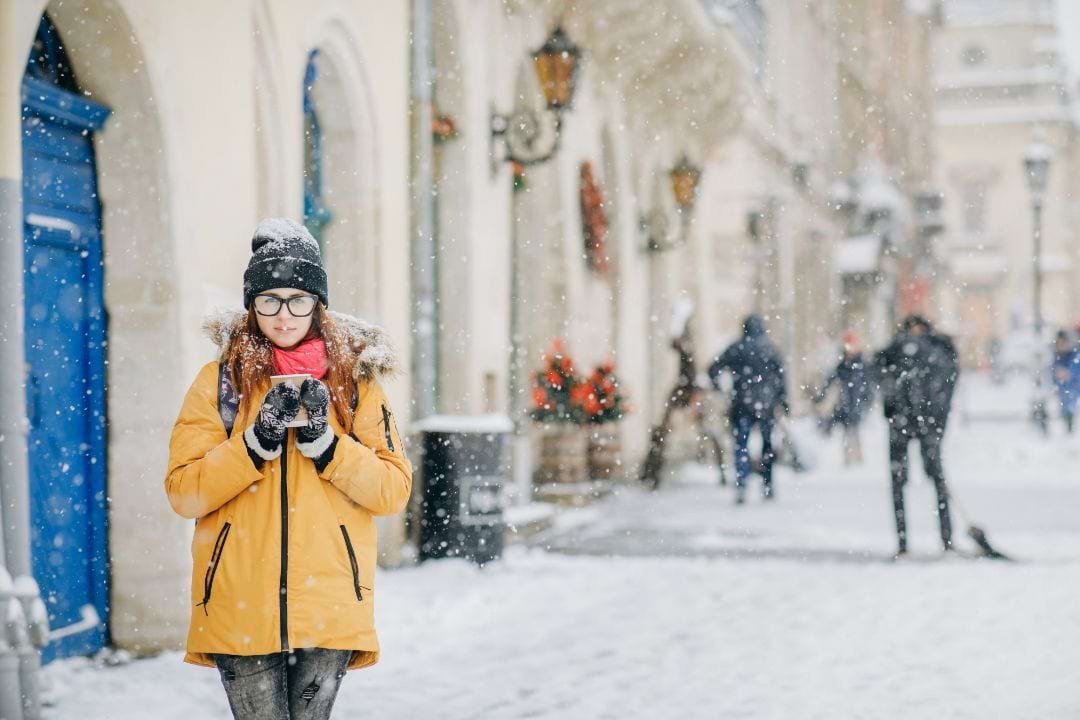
670,154,702,221
642,154,703,253
492,25,582,170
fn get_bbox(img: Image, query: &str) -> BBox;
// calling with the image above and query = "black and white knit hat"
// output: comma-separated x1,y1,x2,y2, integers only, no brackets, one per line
242,219,328,309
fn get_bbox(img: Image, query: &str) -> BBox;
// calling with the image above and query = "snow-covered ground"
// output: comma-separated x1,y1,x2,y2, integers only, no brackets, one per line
42,376,1080,719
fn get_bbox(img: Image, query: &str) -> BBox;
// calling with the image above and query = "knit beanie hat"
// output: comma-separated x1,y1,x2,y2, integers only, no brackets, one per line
243,219,329,309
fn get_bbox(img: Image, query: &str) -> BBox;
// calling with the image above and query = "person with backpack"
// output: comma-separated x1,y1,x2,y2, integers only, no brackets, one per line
815,331,874,465
1051,329,1080,434
165,219,412,719
708,315,789,504
874,315,959,557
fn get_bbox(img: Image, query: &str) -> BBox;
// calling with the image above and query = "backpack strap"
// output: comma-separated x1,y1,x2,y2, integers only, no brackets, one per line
217,362,241,438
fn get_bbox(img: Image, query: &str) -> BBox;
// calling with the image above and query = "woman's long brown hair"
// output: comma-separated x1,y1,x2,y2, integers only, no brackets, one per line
224,304,358,430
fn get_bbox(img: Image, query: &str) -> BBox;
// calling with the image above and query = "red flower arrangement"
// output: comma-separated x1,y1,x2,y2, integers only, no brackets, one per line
432,112,458,144
576,362,629,425
530,341,629,426
530,339,585,424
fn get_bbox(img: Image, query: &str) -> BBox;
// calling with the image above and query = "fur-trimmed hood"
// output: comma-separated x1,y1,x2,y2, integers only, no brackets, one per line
202,309,398,380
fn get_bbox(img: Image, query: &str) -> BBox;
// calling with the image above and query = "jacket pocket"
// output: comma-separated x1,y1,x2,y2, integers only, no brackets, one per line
339,525,367,602
197,522,231,615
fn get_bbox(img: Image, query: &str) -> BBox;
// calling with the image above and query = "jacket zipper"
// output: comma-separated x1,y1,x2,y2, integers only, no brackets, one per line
279,432,289,652
196,522,231,615
339,525,367,602
381,404,395,452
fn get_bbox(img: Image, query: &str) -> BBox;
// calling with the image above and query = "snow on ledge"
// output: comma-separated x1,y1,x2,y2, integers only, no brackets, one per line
411,414,515,434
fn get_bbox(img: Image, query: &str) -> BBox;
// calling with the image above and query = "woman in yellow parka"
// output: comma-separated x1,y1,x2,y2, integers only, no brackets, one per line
165,219,412,720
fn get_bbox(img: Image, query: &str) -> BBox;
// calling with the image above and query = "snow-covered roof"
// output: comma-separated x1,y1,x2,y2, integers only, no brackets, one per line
834,235,882,275
944,0,1055,27
935,105,1074,126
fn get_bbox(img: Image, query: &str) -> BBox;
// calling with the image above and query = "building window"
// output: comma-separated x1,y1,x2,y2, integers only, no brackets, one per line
302,50,331,250
962,181,987,234
962,45,987,66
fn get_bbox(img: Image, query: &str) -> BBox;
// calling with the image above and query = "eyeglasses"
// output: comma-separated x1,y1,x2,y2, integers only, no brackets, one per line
253,294,318,317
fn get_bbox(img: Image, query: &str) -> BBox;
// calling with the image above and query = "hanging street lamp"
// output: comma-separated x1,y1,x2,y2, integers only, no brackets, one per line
1023,137,1053,435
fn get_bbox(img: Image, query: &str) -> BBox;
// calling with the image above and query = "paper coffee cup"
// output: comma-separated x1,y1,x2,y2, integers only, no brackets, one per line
270,373,312,428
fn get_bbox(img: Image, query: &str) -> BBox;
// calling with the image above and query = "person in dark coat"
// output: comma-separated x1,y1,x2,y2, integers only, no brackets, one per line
816,331,873,465
1051,329,1080,433
708,315,788,504
874,315,960,556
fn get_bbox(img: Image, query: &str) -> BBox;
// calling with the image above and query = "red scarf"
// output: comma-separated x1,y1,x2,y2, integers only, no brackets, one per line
272,335,329,380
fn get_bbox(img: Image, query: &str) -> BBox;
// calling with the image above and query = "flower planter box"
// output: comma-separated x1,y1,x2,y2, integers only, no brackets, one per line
533,425,588,486
586,425,622,480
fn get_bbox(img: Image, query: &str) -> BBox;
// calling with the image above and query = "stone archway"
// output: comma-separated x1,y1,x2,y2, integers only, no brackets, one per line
509,63,568,405
254,0,287,219
433,0,471,414
304,19,380,320
39,0,178,653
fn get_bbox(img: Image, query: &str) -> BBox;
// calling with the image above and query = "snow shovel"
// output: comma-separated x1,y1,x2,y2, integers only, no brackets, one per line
949,488,1010,561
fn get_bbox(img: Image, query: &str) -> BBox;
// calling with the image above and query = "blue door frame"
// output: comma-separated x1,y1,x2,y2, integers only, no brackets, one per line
21,18,111,662
303,50,331,248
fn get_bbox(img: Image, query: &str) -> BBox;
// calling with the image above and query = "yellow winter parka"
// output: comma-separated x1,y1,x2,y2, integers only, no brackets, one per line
165,311,412,671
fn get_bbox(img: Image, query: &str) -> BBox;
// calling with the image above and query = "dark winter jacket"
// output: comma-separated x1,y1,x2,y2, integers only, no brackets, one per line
708,316,788,421
819,354,874,427
1052,346,1080,408
874,324,959,431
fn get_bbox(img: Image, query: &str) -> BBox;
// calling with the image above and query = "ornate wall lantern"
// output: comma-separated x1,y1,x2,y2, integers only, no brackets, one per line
491,25,583,171
641,155,704,254
670,154,702,218
533,26,582,112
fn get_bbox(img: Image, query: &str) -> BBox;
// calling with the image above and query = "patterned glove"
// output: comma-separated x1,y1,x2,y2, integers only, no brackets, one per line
244,382,301,468
296,378,338,472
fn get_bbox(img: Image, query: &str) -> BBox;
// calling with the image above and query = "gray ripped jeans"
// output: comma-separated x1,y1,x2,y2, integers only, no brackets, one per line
213,649,352,720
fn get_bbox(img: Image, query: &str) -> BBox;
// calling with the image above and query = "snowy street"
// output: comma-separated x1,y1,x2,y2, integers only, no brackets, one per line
42,378,1080,719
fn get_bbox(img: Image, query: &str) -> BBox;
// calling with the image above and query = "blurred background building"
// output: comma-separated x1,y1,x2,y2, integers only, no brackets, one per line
933,0,1080,367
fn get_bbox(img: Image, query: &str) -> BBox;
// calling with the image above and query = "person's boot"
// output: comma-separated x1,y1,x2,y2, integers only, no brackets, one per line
734,485,746,505
762,482,775,501
936,484,954,553
892,484,907,558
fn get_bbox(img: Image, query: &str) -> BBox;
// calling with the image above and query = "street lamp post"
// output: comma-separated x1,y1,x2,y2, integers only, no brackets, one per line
1024,138,1053,434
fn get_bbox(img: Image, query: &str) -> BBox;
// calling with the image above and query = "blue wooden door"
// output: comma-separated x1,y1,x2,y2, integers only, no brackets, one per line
21,25,111,661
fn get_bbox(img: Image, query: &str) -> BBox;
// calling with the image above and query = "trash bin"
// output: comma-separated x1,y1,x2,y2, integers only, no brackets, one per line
413,415,513,565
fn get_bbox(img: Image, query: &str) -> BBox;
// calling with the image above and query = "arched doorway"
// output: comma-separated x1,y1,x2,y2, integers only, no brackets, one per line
303,50,333,246
21,13,110,661
301,36,379,319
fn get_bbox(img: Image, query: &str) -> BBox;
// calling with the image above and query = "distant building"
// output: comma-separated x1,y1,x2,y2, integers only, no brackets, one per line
933,0,1080,365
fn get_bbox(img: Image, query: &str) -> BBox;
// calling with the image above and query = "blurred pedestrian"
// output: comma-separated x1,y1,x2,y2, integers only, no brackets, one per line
708,315,788,504
816,331,874,465
165,219,412,719
1051,329,1080,433
874,315,960,557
